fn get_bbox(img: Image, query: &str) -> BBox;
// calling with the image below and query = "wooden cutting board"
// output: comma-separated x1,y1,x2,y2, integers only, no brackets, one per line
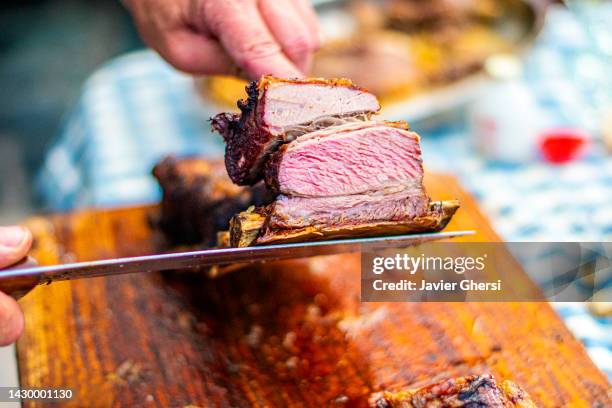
16,174,611,407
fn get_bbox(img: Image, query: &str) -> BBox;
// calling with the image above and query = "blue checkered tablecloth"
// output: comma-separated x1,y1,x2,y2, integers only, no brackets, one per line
36,7,612,378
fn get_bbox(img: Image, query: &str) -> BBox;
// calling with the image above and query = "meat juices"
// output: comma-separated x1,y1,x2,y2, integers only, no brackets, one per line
212,76,459,247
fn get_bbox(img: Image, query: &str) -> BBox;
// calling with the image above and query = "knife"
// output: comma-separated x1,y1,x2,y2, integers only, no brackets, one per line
0,230,473,299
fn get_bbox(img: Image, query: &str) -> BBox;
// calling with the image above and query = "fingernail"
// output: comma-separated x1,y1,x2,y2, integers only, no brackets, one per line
0,226,28,248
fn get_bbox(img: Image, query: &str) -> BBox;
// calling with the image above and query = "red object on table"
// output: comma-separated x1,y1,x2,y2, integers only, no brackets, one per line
538,128,589,163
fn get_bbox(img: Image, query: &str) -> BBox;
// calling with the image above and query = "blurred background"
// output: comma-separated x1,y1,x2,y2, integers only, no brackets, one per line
0,0,142,223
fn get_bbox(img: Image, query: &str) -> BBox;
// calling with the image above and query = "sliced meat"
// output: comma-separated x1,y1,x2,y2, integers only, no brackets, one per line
268,188,429,229
375,375,537,408
211,76,380,186
265,121,423,197
210,76,459,247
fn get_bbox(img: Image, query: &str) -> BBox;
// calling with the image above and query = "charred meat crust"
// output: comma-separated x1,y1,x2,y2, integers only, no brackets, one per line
211,76,380,186
263,148,282,195
255,76,374,96
375,374,536,408
211,79,274,186
209,112,240,143
211,106,271,187
152,156,274,246
229,200,459,247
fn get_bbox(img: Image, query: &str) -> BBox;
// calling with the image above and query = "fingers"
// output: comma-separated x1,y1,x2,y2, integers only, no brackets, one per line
259,0,319,74
125,0,321,78
291,0,320,44
0,226,28,345
158,29,239,75
0,291,24,346
203,0,303,79
124,0,235,75
0,226,32,269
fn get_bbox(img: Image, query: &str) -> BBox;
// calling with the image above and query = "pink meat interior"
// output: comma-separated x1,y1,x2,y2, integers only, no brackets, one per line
276,123,423,197
269,189,429,229
263,83,380,133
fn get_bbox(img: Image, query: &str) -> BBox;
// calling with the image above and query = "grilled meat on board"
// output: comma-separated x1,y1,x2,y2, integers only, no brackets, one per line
375,375,537,408
211,76,459,247
152,156,273,246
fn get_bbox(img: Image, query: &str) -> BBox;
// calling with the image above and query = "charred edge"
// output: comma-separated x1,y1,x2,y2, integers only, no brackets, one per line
229,208,267,247
458,375,499,403
226,200,460,247
211,112,252,185
375,375,469,408
375,375,536,408
237,80,259,117
258,76,378,99
430,199,460,231
263,148,283,195
213,80,266,186
153,156,276,246
210,112,240,143
240,133,283,187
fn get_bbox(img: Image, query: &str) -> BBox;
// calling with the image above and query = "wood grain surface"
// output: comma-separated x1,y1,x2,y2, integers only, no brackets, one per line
16,173,611,407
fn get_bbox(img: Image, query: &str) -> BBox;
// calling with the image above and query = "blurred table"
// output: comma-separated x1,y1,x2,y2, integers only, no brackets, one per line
36,6,611,378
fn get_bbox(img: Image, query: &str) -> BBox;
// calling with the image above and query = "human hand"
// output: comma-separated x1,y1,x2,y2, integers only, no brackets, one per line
123,0,320,79
0,226,32,346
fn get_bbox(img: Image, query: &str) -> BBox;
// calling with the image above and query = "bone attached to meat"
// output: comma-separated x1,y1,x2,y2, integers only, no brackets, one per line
230,201,459,247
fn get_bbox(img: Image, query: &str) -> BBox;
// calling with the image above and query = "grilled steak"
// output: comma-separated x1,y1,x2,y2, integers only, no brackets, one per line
210,75,459,246
375,375,536,408
152,156,273,246
211,76,380,186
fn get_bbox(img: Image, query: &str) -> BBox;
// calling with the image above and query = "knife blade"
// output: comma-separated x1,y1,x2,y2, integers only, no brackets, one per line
0,230,473,298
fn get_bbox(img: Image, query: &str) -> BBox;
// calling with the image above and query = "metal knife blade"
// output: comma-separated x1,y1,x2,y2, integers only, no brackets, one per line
0,230,473,298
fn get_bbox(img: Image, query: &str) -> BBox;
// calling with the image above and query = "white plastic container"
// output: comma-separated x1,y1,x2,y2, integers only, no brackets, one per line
469,55,544,163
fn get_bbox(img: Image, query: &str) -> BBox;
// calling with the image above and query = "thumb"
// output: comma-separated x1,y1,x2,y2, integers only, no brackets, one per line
0,226,32,269
0,291,24,346
0,226,30,346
